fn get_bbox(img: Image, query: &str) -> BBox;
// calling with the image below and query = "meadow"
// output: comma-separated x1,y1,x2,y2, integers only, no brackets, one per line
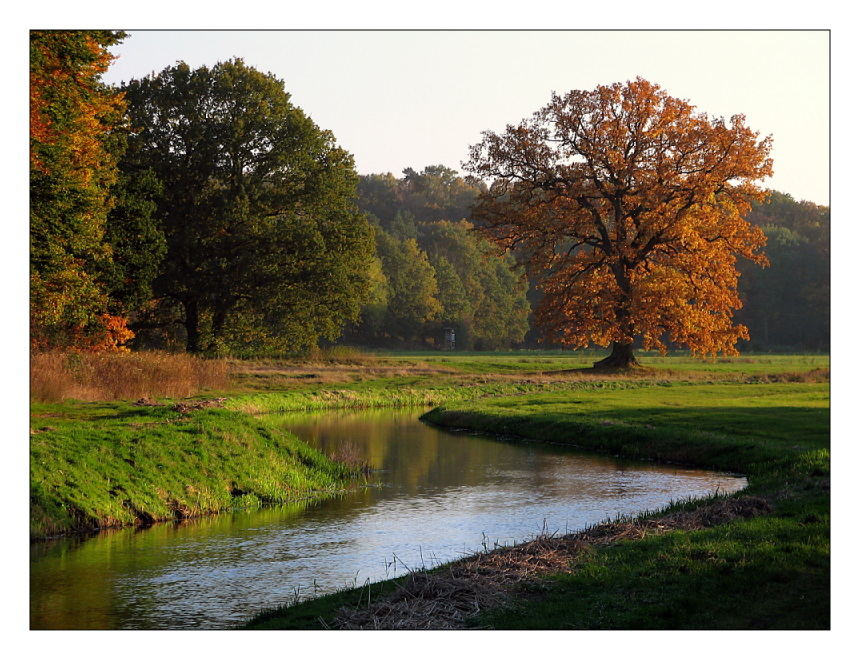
240,352,830,630
31,349,830,629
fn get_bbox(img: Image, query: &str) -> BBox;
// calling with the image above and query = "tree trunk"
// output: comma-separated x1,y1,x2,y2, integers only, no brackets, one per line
207,304,228,355
592,341,639,370
184,299,201,353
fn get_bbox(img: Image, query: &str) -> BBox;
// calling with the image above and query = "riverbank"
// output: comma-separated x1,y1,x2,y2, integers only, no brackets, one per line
27,361,670,538
246,380,829,629
30,353,828,551
30,399,362,538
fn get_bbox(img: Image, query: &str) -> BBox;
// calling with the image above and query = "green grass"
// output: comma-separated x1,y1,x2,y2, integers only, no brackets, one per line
223,351,828,415
224,376,655,414
425,381,830,629
31,351,830,628
246,576,410,630
423,383,829,473
382,351,829,376
477,512,829,629
30,400,359,538
248,378,829,629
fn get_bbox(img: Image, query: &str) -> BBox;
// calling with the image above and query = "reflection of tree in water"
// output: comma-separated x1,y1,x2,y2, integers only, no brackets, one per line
279,408,508,494
279,408,731,505
276,408,629,498
30,502,310,630
32,408,744,629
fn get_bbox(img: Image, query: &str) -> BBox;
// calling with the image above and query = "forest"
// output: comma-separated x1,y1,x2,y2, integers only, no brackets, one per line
31,31,829,357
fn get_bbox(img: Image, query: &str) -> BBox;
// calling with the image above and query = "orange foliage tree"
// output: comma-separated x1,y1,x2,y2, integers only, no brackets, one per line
30,30,133,351
465,78,773,368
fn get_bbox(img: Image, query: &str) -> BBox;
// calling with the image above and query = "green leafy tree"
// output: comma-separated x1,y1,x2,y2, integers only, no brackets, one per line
419,220,530,349
121,59,374,353
431,255,471,323
356,173,401,224
737,192,829,350
102,168,166,317
354,255,391,337
357,165,485,229
387,210,419,241
375,230,441,343
401,165,485,223
352,167,527,349
472,256,531,349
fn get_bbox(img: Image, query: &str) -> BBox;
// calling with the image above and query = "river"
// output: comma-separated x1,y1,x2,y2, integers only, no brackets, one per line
30,406,746,629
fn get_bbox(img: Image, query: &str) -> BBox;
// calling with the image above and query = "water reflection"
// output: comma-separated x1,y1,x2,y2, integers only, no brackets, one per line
31,407,746,629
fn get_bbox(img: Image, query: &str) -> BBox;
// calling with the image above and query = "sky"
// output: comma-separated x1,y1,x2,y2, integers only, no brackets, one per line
103,30,830,206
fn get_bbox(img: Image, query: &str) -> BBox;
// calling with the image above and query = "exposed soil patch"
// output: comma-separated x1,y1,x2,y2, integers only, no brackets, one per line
330,495,772,630
172,397,227,414
132,396,227,414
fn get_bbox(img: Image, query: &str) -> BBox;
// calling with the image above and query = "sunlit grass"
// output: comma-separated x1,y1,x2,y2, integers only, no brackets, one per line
248,377,830,630
29,400,358,538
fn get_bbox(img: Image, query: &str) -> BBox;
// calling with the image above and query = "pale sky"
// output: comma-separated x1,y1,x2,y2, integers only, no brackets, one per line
103,30,829,206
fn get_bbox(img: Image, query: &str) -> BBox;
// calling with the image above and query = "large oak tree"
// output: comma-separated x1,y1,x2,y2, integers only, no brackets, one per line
465,78,773,368
122,59,374,353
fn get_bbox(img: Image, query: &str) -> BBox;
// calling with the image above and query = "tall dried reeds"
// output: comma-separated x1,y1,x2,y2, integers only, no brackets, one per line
30,351,229,402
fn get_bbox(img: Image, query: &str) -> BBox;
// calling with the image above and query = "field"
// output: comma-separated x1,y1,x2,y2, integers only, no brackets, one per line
240,351,830,630
30,350,830,628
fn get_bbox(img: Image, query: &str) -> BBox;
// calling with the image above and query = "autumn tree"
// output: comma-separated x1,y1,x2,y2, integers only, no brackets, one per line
30,30,134,350
465,78,772,368
121,60,374,353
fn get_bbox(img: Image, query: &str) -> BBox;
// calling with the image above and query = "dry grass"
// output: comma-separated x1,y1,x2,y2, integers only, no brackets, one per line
745,368,830,384
331,496,773,630
30,351,229,402
227,358,460,390
306,345,379,364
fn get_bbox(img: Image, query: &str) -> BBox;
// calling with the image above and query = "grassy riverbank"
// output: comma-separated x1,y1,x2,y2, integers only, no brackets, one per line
31,351,829,588
30,400,359,538
246,379,829,629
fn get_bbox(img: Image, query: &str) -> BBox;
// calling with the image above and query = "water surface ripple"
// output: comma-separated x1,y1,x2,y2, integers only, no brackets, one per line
30,407,746,629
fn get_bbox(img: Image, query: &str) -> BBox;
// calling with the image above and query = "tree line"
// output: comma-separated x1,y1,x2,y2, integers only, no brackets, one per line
31,32,828,356
736,191,829,352
345,167,530,349
344,167,830,354
30,31,530,354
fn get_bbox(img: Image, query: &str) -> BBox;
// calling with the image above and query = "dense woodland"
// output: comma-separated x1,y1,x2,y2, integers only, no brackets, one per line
30,31,829,355
352,168,829,353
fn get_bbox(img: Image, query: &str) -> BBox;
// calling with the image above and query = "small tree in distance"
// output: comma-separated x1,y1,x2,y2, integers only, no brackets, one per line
465,78,773,368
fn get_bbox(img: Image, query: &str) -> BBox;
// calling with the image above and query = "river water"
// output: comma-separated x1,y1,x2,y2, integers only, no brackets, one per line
30,407,746,629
